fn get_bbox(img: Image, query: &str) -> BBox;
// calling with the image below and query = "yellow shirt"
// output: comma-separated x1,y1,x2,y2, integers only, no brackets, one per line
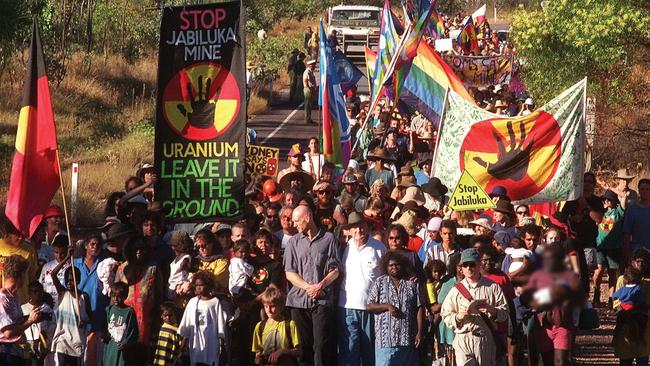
426,280,442,304
251,319,300,354
198,257,229,292
0,238,38,302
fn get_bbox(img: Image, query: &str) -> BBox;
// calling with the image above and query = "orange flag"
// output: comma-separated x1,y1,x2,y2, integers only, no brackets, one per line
5,20,60,237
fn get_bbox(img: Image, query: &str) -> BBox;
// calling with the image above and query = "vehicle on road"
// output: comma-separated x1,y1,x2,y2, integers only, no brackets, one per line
327,5,381,59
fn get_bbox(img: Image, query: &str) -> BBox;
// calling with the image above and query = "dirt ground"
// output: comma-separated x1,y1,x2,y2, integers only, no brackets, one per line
574,308,616,366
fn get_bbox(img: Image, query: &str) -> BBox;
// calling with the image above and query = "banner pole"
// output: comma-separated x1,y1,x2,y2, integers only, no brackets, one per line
430,88,449,177
54,150,82,322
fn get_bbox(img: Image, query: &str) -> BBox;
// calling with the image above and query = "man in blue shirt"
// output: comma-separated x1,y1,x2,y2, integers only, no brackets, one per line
624,178,650,256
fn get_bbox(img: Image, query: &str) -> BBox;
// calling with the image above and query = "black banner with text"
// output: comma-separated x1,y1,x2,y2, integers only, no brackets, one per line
154,2,245,222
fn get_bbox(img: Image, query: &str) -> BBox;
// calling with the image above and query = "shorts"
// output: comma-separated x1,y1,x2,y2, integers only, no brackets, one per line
533,325,573,352
597,248,621,270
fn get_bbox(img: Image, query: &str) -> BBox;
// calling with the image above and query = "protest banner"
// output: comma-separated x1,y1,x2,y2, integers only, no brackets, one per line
154,2,246,222
433,79,587,204
448,170,495,211
246,145,280,178
443,54,512,87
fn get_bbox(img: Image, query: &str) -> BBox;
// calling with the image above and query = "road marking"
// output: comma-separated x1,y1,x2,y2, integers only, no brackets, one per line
261,103,303,144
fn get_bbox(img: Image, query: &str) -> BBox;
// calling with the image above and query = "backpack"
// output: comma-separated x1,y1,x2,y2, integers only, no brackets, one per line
256,319,298,365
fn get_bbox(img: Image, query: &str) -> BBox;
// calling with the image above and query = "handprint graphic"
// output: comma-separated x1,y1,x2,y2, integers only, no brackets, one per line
473,120,534,181
177,75,222,129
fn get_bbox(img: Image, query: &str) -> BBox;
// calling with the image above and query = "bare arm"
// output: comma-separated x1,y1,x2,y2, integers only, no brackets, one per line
1,309,40,339
285,271,310,291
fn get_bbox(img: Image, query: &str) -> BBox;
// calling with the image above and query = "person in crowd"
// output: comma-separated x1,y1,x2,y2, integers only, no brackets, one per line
415,158,432,186
365,147,396,191
337,212,385,366
624,178,650,257
303,60,317,124
51,248,91,366
178,271,230,366
441,248,509,366
275,206,297,254
592,189,624,306
0,222,38,303
252,285,302,365
366,251,425,365
339,173,368,213
526,244,584,366
288,49,299,104
284,205,340,366
304,26,313,53
293,53,307,105
194,229,229,294
302,137,325,180
114,235,163,360
22,281,54,366
424,219,461,267
603,168,639,209
384,224,423,281
168,230,193,301
103,282,138,366
42,205,66,247
418,216,442,263
612,267,648,346
38,236,68,308
152,302,183,366
228,240,254,298
313,180,346,232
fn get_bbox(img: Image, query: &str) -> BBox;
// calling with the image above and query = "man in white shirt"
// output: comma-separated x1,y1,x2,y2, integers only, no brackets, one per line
337,212,386,366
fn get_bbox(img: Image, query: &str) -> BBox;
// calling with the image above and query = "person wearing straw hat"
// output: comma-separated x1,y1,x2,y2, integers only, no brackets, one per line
337,212,385,366
303,59,317,124
604,168,639,210
338,173,368,213
494,99,508,115
365,147,396,192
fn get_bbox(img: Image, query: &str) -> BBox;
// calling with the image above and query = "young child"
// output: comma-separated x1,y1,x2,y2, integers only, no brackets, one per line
103,282,139,366
252,285,301,366
228,240,254,297
613,268,648,344
22,281,55,366
424,259,446,362
178,271,230,366
50,249,91,366
153,302,184,366
38,237,69,308
504,237,532,274
168,230,194,300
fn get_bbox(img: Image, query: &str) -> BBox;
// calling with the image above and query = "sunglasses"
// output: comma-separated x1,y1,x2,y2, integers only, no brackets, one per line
317,190,332,195
388,236,400,240
461,262,477,268
516,211,528,215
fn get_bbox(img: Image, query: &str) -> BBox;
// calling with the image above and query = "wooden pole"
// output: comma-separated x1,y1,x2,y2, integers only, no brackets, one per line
54,150,82,320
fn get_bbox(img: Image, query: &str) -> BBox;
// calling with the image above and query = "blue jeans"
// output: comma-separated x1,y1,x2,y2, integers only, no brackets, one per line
337,308,374,366
375,346,418,366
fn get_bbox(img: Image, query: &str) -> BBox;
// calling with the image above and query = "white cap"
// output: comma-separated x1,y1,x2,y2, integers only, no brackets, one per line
427,217,442,232
347,159,360,171
524,98,534,105
493,84,503,93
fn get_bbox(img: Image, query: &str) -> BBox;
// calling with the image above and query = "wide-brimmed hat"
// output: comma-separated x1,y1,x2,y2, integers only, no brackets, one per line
418,157,432,168
136,163,155,178
469,217,494,232
524,98,534,106
398,175,417,189
615,168,636,180
312,180,337,193
214,223,232,235
602,189,619,203
421,177,448,197
246,61,256,69
106,223,133,242
345,212,365,228
494,100,507,108
367,147,396,162
287,143,304,157
393,210,418,235
489,185,509,198
43,205,64,219
494,200,515,215
127,195,148,205
279,171,314,191
398,165,414,177
401,200,428,219
399,186,425,206
342,174,358,184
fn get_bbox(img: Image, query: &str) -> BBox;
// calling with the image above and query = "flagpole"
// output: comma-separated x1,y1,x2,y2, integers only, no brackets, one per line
430,88,449,177
351,22,414,151
54,150,82,320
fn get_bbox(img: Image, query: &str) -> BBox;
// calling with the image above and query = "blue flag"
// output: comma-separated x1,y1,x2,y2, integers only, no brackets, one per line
333,51,363,94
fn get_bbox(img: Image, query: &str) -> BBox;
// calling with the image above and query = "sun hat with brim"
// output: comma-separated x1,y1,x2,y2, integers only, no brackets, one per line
367,147,396,162
214,223,232,234
398,165,414,177
494,200,515,215
398,176,417,189
279,171,315,191
393,210,418,235
460,248,480,264
106,223,134,242
399,186,425,206
345,212,365,228
348,159,360,171
127,195,148,205
615,168,636,180
342,174,358,184
524,98,534,106
246,61,256,69
313,180,337,193
494,100,507,108
422,177,448,197
136,163,155,178
372,123,387,135
469,217,494,232
44,205,64,219
287,144,304,157
602,189,619,203
401,200,428,219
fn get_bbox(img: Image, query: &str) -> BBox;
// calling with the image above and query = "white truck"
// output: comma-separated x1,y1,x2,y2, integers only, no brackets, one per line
327,5,381,59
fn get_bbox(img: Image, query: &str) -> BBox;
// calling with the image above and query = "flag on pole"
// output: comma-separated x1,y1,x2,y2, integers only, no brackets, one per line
333,51,364,94
371,0,403,103
457,16,479,55
472,4,487,25
364,46,377,91
433,79,587,203
6,20,60,237
319,21,351,169
426,8,446,40
401,40,473,126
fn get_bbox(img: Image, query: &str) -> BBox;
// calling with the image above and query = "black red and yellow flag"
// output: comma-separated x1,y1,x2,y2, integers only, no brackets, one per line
5,20,60,237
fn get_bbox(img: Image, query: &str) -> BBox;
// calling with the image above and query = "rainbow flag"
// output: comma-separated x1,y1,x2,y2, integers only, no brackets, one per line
371,0,403,104
318,21,350,169
427,9,446,39
364,46,377,91
401,40,474,126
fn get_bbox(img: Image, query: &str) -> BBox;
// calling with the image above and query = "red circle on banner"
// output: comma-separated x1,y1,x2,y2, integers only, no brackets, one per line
162,62,240,141
459,110,562,200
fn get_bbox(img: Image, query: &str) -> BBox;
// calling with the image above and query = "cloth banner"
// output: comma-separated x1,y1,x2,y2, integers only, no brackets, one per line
433,79,587,204
246,145,280,178
333,51,363,94
444,54,512,87
154,2,246,222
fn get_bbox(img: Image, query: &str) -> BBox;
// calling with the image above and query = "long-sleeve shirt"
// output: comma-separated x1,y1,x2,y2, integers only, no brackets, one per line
441,276,509,335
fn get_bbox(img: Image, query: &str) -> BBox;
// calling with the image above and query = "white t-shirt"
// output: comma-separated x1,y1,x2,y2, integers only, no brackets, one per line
302,153,325,178
168,254,191,298
275,230,295,251
228,257,254,295
179,297,227,366
38,260,67,307
337,237,386,310
22,302,54,341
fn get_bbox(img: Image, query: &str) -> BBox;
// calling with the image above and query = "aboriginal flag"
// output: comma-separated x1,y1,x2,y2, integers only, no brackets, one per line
5,20,60,237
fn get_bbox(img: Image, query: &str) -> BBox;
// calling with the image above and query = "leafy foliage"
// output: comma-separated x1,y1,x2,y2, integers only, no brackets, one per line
248,34,304,81
510,0,650,102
